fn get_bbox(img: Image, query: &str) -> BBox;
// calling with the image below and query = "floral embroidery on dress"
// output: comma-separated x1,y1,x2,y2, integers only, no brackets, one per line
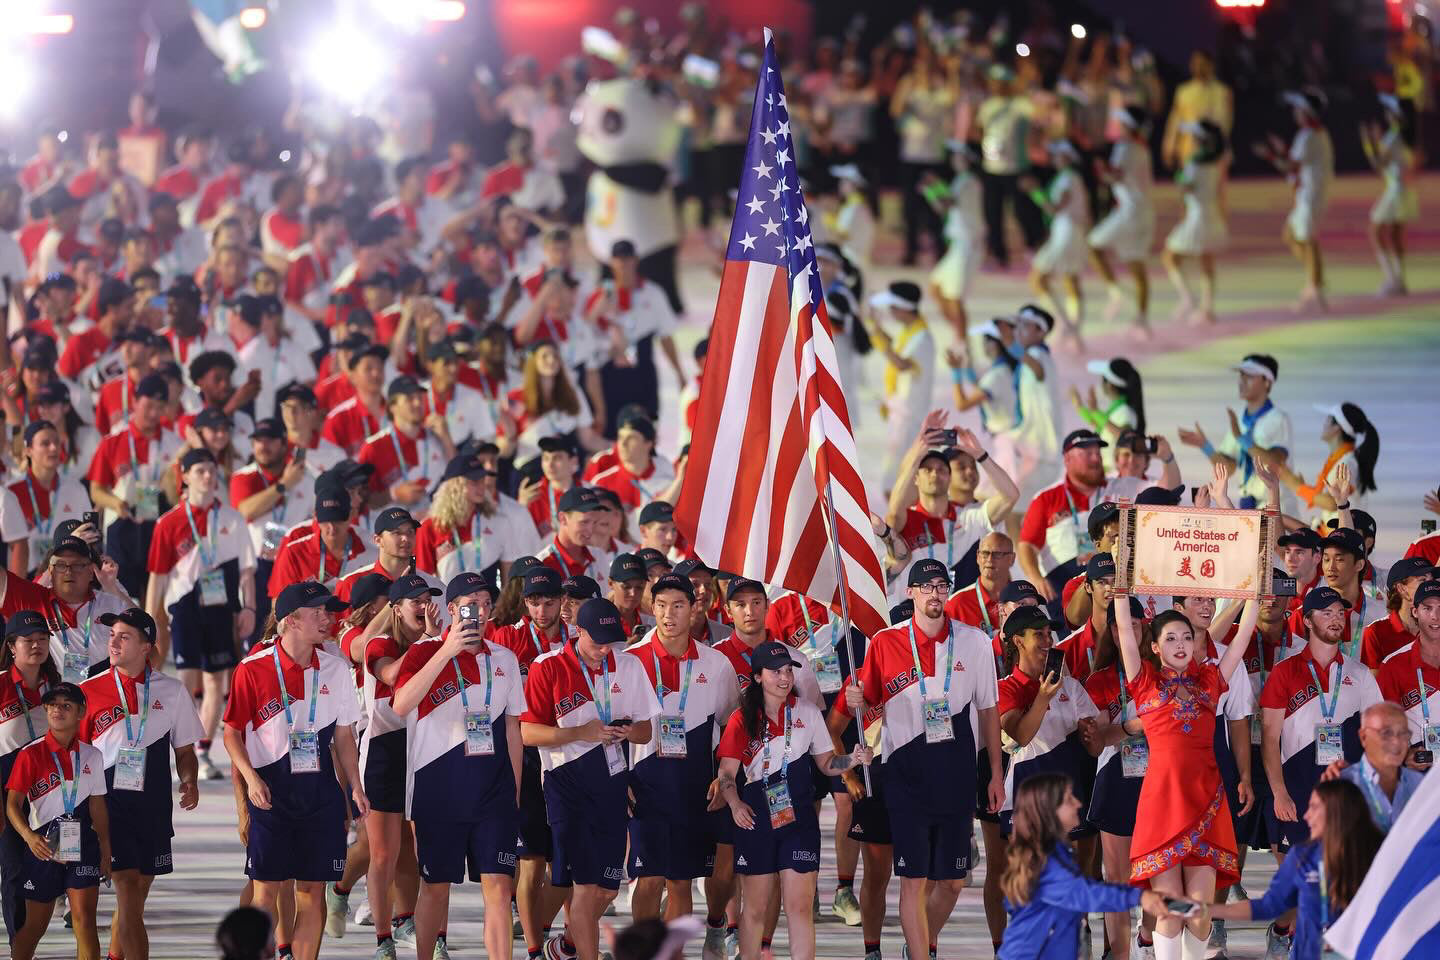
1130,785,1238,883
1134,665,1216,734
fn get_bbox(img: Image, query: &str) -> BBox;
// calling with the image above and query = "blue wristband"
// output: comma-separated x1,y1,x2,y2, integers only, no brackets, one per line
1201,440,1216,458
950,367,964,385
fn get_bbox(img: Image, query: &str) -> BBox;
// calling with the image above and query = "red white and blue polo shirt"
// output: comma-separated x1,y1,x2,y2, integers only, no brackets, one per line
489,617,569,676
0,666,47,792
6,732,106,831
712,632,825,707
395,637,526,821
1375,643,1440,744
147,500,256,609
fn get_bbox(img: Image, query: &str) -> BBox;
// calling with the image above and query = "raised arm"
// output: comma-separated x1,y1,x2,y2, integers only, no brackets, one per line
1216,599,1259,684
1113,588,1144,682
955,428,1020,526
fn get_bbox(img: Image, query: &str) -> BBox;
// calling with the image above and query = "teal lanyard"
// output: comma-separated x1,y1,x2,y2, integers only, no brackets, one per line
973,582,992,632
454,651,493,711
50,750,79,816
579,654,613,724
925,517,956,567
1117,662,1129,716
798,597,829,646
125,429,159,488
1354,767,1394,830
1420,669,1432,724
761,704,793,781
183,501,219,568
527,620,546,657
452,513,483,573
388,427,427,480
111,666,151,746
1306,660,1341,722
908,621,954,701
651,648,693,711
1063,486,1085,533
1347,596,1365,659
272,645,320,732
23,473,53,536
14,679,44,742
54,601,92,658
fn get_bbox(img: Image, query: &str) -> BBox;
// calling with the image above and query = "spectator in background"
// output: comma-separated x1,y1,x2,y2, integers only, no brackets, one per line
890,46,958,265
975,66,1044,270
1162,50,1234,170
815,58,878,187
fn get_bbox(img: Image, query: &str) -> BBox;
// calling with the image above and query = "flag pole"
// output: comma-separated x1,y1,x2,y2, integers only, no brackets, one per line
819,475,871,792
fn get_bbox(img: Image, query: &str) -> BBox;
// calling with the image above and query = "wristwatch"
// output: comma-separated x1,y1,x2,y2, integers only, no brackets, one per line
275,482,287,496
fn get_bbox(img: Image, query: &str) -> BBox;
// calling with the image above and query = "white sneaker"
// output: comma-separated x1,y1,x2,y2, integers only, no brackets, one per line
1134,935,1156,960
392,916,417,947
197,751,224,781
356,898,374,926
374,940,398,960
831,886,862,926
1264,922,1292,960
325,883,349,938
724,928,738,957
702,922,728,960
545,932,579,960
433,934,452,960
1206,919,1227,959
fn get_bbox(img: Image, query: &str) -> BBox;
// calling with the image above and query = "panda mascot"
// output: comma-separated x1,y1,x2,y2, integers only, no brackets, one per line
574,74,683,433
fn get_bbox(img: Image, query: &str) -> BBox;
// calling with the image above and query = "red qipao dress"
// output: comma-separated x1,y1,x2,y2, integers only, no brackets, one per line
1126,659,1240,888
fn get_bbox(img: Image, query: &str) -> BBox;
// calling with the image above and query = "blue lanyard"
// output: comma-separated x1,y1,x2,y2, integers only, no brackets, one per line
455,650,493,711
925,517,956,567
1237,399,1273,483
14,678,44,742
53,601,92,657
1306,660,1341,722
183,501,219,568
452,513,483,573
23,473,53,536
761,704,793,781
389,427,427,481
272,644,320,732
1419,669,1433,724
526,620,548,656
125,429,160,488
651,648,693,712
50,750,79,816
973,583,992,632
908,621,954,701
579,653,613,724
270,468,287,524
111,667,151,746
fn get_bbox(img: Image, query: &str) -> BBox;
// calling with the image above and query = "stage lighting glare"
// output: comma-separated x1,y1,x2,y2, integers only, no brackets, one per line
1071,23,1087,39
239,7,267,29
0,59,31,118
308,30,384,102
279,149,292,162
425,1,465,21
1015,42,1031,57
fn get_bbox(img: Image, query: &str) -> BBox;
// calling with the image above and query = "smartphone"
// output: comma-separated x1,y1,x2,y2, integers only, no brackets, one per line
1424,519,1438,535
1164,897,1204,919
612,717,633,727
458,603,482,636
292,445,305,465
1146,436,1160,455
1043,648,1065,683
1415,749,1434,765
1272,575,1298,597
933,428,958,447
82,511,100,530
407,556,417,574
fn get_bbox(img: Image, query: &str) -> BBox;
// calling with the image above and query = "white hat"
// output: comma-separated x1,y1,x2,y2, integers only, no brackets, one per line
1046,139,1080,162
1086,359,1128,389
1312,403,1366,445
1113,105,1149,131
830,164,866,186
1378,93,1403,117
1016,304,1054,331
1282,88,1327,117
972,321,1006,341
1231,354,1278,383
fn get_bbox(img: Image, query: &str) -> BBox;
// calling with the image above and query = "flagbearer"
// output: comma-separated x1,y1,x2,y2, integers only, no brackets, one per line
79,607,204,960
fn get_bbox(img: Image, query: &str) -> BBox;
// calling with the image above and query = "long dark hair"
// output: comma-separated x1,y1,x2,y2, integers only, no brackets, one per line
1109,358,1146,436
1315,780,1383,912
1001,773,1072,906
493,574,526,627
1335,402,1379,496
739,669,769,740
984,332,1019,374
0,632,62,687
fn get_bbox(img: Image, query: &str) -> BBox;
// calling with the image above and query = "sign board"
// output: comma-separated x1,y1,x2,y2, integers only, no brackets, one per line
1113,503,1277,600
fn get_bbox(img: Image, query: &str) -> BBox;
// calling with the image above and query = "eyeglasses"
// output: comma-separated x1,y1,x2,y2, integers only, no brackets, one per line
1364,726,1411,741
914,582,950,596
50,561,91,574
977,550,1014,560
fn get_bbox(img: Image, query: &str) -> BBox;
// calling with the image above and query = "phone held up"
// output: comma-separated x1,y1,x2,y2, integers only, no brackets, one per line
1043,647,1065,684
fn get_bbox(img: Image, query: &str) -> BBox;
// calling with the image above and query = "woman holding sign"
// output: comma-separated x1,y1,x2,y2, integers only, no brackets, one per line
714,641,872,960
1113,471,1261,960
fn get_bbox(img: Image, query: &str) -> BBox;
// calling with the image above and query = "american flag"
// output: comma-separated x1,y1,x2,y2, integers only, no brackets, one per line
674,28,889,638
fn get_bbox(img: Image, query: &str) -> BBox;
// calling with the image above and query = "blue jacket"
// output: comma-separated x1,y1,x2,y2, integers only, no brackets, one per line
998,843,1142,960
1248,840,1328,960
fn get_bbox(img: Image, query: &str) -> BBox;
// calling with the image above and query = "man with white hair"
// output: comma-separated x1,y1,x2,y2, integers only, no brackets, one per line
1322,701,1425,831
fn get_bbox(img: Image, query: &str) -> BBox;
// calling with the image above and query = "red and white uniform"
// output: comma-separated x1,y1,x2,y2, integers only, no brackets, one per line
356,426,448,516
1362,612,1419,670
260,208,305,257
421,379,498,449
944,580,1004,635
267,524,372,598
321,397,386,457
1404,532,1440,568
589,457,676,523
86,424,182,529
536,538,604,583
893,500,993,600
0,469,91,564
414,509,530,584
1375,642,1440,743
5,732,105,831
1019,478,1094,577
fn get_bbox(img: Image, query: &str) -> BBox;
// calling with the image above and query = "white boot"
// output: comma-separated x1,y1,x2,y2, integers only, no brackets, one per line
1151,930,1183,960
1180,927,1207,960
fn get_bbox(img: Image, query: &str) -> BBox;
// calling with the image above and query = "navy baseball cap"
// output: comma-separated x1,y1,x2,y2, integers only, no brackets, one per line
1086,553,1117,582
49,536,92,560
250,417,285,440
437,452,496,486
386,375,424,399
40,681,86,708
1277,528,1324,550
1327,512,1377,544
635,548,670,572
1302,585,1351,615
999,581,1041,604
1135,485,1185,507
557,487,602,513
1003,604,1061,637
609,553,646,583
638,501,674,526
538,436,578,455
1087,502,1120,542
194,407,233,432
274,581,349,621
1322,528,1366,560
576,598,626,645
726,577,767,602
348,573,392,610
320,459,374,490
5,610,49,637
180,448,216,472
508,556,541,581
563,575,601,600
447,570,497,602
276,382,317,407
1389,556,1437,590
1415,581,1440,606
889,599,915,624
651,573,696,601
135,372,169,400
388,574,440,603
748,640,803,672
1063,429,1108,452
908,558,951,588
374,507,418,535
673,558,712,579
96,608,157,644
523,567,563,597
315,489,349,522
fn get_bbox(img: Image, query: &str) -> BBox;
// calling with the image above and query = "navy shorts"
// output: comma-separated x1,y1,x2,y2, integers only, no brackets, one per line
731,815,822,876
515,752,551,859
108,813,174,876
628,816,716,881
887,807,972,880
975,747,1007,825
246,809,347,883
551,819,626,889
169,601,238,673
706,805,734,848
415,814,519,884
846,789,893,847
361,729,408,815
17,820,102,902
